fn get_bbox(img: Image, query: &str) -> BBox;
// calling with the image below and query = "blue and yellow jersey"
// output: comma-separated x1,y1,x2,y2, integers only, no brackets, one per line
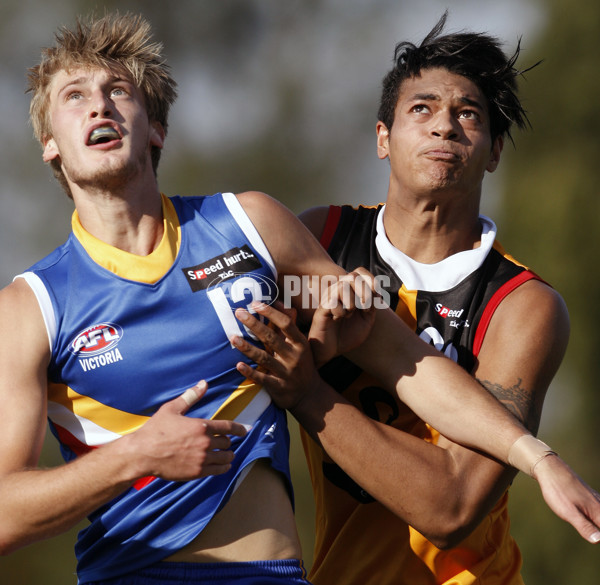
17,193,290,582
305,203,542,585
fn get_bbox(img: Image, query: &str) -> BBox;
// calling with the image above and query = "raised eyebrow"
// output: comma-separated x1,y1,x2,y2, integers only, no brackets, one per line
109,76,134,86
56,77,87,97
407,93,485,111
458,96,485,111
57,75,133,97
408,92,438,103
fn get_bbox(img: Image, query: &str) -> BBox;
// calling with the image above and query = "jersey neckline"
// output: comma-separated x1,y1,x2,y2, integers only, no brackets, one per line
71,194,181,284
375,206,497,292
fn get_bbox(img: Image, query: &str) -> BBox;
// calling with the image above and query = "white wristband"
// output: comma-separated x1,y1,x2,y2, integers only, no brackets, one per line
507,434,558,477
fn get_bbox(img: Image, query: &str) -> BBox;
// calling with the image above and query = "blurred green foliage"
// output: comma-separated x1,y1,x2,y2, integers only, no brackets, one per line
500,0,600,582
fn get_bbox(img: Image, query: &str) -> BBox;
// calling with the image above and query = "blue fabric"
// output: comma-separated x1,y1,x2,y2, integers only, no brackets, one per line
26,194,292,581
80,560,312,584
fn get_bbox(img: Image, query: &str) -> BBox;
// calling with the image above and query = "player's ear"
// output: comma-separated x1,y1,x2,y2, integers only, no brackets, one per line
486,135,503,172
150,121,165,149
376,121,391,160
43,136,60,162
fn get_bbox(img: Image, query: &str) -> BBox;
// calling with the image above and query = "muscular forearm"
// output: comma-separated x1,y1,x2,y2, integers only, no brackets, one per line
0,383,244,555
292,377,513,547
234,295,600,544
0,438,139,554
345,308,530,468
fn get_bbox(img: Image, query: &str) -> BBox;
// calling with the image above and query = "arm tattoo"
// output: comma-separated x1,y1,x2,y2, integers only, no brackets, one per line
476,377,540,434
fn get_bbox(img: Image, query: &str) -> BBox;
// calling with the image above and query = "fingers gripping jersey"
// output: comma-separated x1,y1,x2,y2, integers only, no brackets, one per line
16,193,291,582
306,204,543,585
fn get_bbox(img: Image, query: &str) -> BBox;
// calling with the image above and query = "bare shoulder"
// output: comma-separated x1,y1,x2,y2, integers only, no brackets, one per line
234,189,310,249
0,278,50,471
480,276,570,366
235,192,329,237
235,191,293,221
492,277,569,338
235,190,279,209
234,191,308,244
0,277,43,317
298,206,330,240
234,191,335,276
475,277,569,431
0,278,50,366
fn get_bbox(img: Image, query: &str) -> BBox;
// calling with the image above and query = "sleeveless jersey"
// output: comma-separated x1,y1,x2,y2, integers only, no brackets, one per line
304,204,541,585
17,193,291,582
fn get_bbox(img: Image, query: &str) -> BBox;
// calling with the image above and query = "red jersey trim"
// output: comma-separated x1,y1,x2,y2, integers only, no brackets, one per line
52,422,156,491
320,205,342,250
472,270,539,357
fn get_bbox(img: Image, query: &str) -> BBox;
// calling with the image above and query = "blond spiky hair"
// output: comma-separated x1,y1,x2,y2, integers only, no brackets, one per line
27,11,177,147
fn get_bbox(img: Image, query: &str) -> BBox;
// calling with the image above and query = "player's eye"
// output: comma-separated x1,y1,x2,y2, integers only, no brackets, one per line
410,104,430,114
458,110,480,122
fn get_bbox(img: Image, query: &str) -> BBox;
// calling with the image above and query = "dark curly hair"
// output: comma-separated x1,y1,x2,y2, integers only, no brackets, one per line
378,12,539,144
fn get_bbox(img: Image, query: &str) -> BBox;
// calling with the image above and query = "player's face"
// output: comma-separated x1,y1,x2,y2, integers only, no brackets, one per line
42,66,164,192
377,67,503,200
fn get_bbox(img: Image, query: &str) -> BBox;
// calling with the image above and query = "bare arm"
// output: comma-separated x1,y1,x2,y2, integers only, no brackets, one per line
426,278,571,540
233,295,600,545
297,206,329,240
233,201,600,545
382,278,571,544
295,206,560,539
301,207,583,541
236,193,346,323
0,280,246,554
240,195,537,460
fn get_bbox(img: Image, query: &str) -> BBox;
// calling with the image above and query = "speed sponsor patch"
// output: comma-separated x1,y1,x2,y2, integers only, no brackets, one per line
182,245,262,292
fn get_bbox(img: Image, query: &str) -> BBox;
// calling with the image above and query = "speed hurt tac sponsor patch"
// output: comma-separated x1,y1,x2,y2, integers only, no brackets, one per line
182,245,262,292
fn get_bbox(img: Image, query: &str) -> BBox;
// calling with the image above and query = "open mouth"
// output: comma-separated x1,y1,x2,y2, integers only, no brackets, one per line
88,127,120,145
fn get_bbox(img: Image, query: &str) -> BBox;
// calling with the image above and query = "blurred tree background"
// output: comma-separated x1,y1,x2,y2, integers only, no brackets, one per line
0,0,598,583
499,0,600,582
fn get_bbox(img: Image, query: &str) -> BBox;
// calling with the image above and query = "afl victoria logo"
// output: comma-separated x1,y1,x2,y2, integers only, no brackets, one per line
69,323,124,356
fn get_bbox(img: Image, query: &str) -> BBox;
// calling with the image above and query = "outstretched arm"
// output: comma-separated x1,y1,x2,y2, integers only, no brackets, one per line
297,205,598,545
238,194,532,460
232,297,600,545
236,193,600,544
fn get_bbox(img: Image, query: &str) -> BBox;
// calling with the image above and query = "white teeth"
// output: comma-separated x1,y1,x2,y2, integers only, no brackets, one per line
89,127,119,145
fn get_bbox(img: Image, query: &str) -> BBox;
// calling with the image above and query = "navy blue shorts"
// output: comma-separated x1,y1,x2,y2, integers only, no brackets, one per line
80,560,312,584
